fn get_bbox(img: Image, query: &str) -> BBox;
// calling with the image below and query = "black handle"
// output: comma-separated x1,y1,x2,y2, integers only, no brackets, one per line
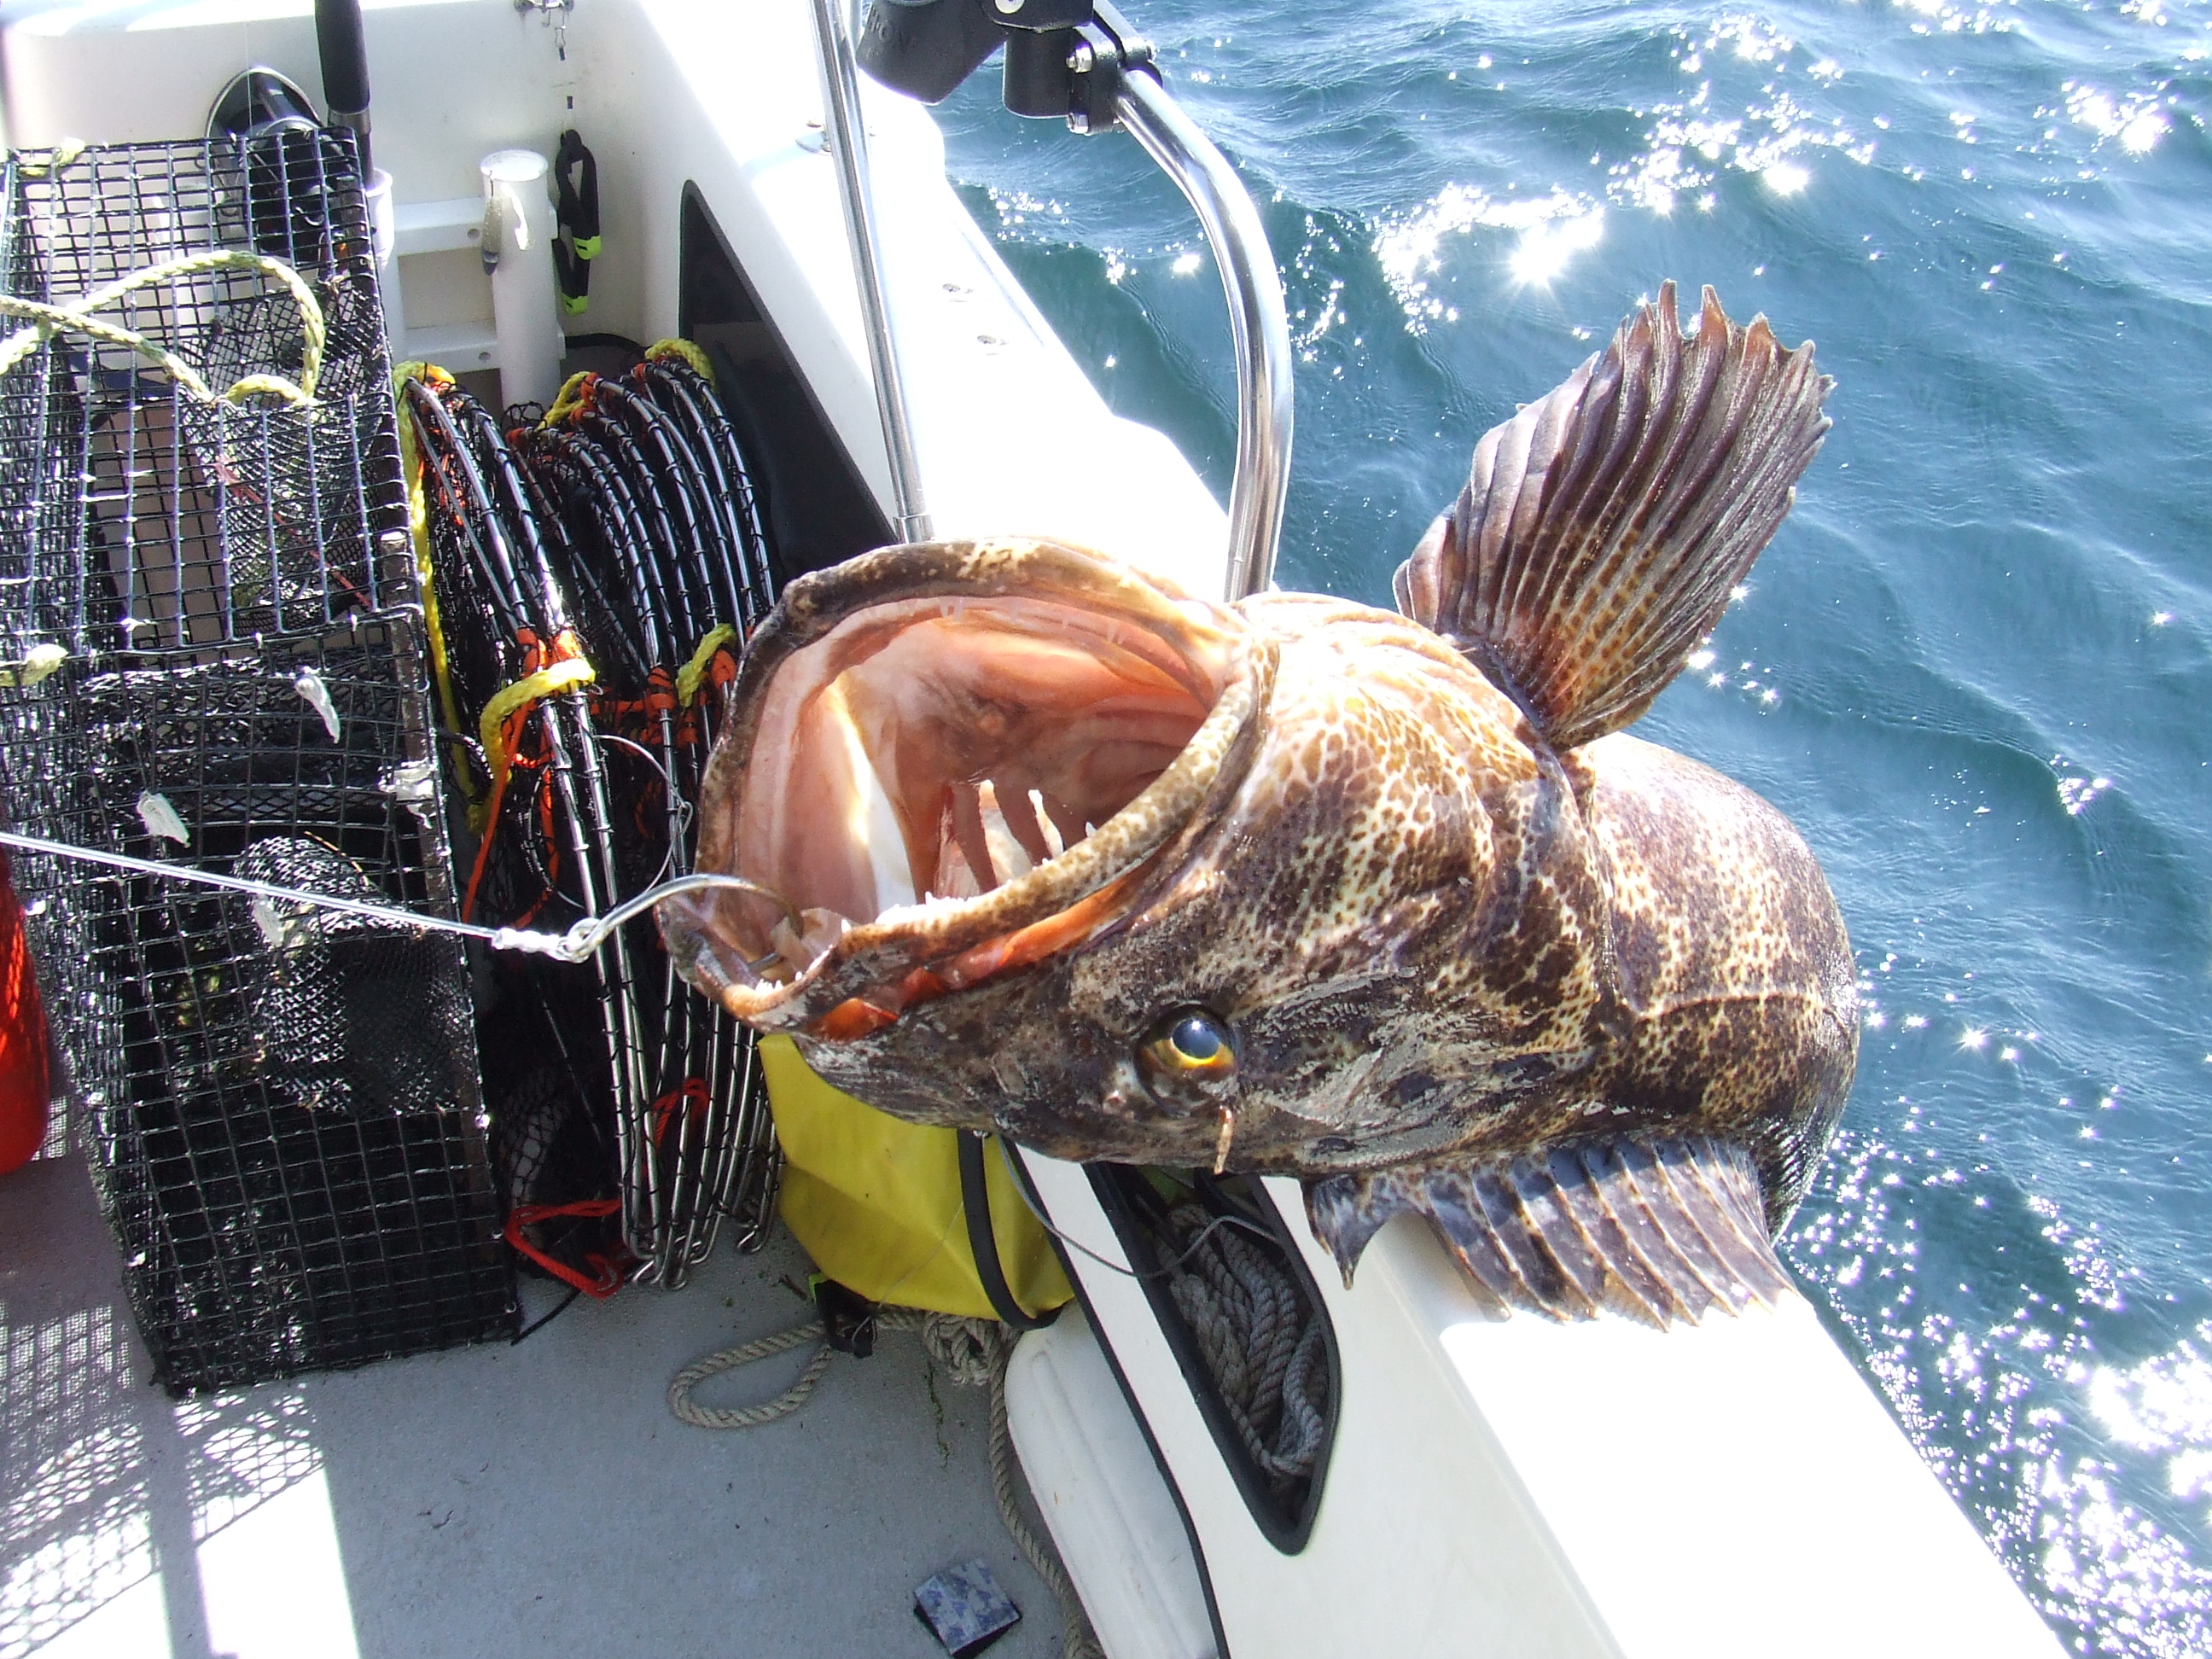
315,0,371,118
958,1130,1056,1330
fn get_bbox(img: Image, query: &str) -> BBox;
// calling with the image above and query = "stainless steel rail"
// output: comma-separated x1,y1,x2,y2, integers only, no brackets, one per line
812,0,933,542
1115,68,1293,601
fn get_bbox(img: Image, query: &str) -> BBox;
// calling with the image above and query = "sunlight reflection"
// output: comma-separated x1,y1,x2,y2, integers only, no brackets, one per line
1787,1130,2212,1651
1764,160,1812,195
1508,212,1604,288
2065,83,2170,154
1372,184,1598,328
2089,1332,2212,1524
3,1295,356,1659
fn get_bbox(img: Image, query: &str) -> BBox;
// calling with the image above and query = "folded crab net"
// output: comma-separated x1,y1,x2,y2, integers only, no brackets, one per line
398,348,779,1294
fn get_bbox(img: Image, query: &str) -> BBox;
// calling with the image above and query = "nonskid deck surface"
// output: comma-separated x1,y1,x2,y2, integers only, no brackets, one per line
2,1152,1066,1659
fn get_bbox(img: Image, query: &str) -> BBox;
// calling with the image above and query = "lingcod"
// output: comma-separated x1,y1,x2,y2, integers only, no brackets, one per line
663,282,1858,1326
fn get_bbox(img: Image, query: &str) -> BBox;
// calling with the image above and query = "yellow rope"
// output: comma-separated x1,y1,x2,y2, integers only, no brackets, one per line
645,337,713,379
13,139,87,179
0,643,66,690
539,370,596,429
478,656,597,795
675,625,737,706
393,362,474,800
0,250,327,401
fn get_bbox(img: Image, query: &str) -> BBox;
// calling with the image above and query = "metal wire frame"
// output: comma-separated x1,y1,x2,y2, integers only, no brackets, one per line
519,358,783,1269
406,359,780,1287
0,138,408,662
632,357,777,628
402,375,643,1228
10,620,513,1389
0,137,506,1391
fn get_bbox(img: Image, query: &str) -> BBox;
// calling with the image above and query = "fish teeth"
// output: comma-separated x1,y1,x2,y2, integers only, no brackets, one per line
975,781,1033,885
767,906,852,971
923,780,1094,905
1032,790,1064,859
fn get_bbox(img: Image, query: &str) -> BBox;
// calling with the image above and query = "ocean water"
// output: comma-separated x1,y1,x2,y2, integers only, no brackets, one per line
931,3,2212,1650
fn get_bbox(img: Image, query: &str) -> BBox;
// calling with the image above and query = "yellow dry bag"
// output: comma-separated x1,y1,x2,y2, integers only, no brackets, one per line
758,1035,1072,1323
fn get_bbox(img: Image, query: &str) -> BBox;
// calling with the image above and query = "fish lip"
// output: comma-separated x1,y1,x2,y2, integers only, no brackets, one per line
662,537,1275,1033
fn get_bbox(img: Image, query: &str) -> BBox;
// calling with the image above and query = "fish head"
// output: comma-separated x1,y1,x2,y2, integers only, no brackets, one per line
663,538,1570,1170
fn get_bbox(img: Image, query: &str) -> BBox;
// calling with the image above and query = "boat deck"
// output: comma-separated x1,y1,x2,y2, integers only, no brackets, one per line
2,1148,1068,1659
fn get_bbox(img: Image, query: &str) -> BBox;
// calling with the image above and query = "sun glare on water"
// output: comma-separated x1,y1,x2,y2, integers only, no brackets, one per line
1510,211,1605,288
1764,160,1812,195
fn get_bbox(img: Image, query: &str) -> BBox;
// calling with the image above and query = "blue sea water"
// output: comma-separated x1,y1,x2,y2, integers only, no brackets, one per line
932,3,2212,1650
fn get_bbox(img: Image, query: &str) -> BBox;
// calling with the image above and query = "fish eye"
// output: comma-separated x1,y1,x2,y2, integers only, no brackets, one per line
1137,1008,1237,1097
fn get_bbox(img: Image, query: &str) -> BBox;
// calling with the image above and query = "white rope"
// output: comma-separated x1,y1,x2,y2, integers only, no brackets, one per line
667,1316,841,1429
0,828,794,966
669,1307,1102,1659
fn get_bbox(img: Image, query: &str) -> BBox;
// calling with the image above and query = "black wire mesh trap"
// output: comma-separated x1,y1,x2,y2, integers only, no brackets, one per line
0,137,408,661
73,622,509,1385
0,138,512,1391
400,353,782,1293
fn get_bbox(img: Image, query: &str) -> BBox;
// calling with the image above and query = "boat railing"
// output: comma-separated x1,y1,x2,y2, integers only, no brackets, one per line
828,0,1294,600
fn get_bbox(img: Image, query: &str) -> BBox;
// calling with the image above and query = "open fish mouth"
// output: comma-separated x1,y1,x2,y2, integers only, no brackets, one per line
664,538,1267,1036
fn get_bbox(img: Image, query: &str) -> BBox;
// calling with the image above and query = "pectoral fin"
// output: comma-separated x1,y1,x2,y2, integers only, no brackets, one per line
1305,1134,1795,1328
1394,282,1832,751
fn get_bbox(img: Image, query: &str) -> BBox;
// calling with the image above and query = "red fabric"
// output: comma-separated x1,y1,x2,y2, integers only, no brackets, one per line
0,850,51,1174
649,1078,710,1147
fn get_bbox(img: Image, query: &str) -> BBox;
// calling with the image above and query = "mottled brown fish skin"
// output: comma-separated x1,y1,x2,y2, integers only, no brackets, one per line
690,285,1859,1264
789,586,1858,1231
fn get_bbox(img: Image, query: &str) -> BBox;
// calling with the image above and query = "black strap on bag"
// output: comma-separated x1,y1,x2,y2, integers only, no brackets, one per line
958,1129,1055,1330
551,129,600,317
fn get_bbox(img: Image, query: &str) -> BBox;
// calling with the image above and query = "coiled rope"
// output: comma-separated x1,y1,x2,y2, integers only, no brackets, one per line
1161,1202,1329,1487
669,1310,1102,1659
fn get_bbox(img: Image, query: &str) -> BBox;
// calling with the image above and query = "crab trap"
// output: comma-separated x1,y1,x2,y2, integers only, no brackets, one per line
0,136,513,1390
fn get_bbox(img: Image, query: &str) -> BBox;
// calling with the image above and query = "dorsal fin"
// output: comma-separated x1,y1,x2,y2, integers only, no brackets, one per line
1304,1134,1794,1328
1393,282,1832,751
